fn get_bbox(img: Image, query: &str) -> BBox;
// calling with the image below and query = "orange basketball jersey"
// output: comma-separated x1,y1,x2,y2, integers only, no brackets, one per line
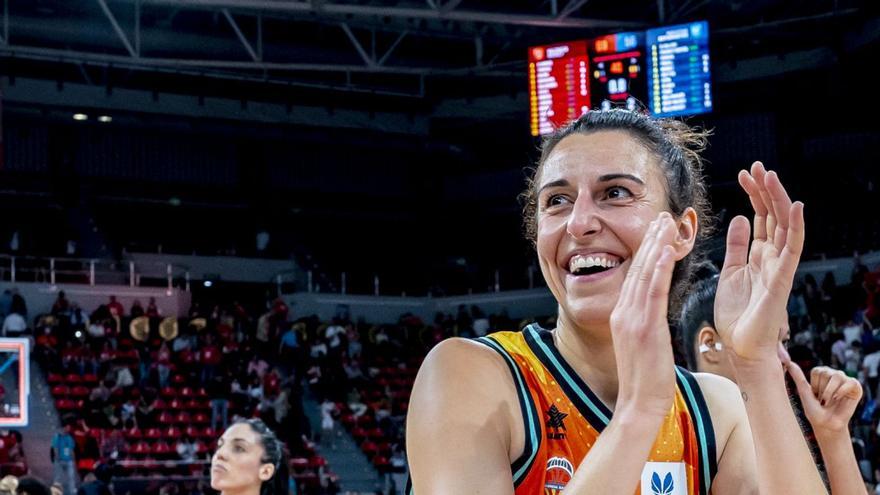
407,324,717,495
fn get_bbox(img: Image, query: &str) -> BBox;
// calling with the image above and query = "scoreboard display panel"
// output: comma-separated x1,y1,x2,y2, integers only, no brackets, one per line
589,31,646,112
528,20,712,135
528,41,591,137
647,21,712,117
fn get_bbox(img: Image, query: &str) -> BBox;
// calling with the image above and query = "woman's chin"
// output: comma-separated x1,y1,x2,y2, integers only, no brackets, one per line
561,298,615,329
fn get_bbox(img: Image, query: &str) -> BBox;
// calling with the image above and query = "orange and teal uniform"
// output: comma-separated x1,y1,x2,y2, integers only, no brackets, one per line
407,323,717,495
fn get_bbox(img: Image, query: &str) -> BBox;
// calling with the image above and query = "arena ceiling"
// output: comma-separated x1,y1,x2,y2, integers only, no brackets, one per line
0,0,877,134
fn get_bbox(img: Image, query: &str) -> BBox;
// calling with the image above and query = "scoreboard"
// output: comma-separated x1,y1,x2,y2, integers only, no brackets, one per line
528,41,591,137
529,20,711,136
647,21,712,117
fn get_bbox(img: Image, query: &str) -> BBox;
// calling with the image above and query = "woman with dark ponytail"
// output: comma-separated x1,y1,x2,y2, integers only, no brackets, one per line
211,418,290,495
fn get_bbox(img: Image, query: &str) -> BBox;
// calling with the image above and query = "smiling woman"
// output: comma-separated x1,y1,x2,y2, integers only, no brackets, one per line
406,109,832,495
211,419,289,495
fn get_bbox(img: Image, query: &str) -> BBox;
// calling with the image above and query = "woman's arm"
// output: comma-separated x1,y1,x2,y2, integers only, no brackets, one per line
787,361,867,495
715,162,827,494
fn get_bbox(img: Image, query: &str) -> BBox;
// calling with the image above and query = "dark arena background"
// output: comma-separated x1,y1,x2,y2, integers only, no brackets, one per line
0,0,878,494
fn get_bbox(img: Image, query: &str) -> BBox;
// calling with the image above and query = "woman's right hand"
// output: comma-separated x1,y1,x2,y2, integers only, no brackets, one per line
610,212,679,419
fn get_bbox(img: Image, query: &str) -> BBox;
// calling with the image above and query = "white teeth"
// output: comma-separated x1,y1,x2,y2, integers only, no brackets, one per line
569,254,621,273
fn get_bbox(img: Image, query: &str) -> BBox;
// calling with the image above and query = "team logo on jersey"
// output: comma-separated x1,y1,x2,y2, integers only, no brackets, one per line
545,405,568,440
544,456,573,494
640,462,687,495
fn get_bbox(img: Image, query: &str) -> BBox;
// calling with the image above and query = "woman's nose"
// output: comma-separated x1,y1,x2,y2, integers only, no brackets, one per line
566,195,603,238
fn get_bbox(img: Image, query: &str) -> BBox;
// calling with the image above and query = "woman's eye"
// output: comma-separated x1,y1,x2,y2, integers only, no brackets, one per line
605,186,632,199
544,194,570,207
234,446,244,452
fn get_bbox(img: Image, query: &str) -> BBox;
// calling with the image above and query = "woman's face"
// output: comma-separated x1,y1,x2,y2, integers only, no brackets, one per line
211,423,275,493
536,130,681,329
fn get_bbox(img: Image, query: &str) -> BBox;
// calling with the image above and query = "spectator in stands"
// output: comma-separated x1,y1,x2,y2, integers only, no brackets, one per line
75,472,110,495
278,324,299,378
208,375,230,432
1,310,27,338
98,428,126,462
471,305,489,337
50,423,76,495
210,419,289,495
9,290,26,320
51,292,70,317
129,300,144,319
246,355,269,380
0,476,17,495
319,400,337,450
864,344,880,399
68,304,87,333
0,290,11,319
176,433,199,464
145,297,160,318
199,334,222,385
106,296,123,318
16,477,52,495
324,321,345,357
6,431,24,465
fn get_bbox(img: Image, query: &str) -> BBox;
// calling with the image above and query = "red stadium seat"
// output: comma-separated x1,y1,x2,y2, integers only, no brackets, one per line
180,387,194,397
47,373,63,385
65,373,82,384
171,374,186,385
196,387,208,398
70,385,90,398
152,441,173,456
184,426,200,438
158,412,175,424
168,399,183,410
76,458,96,472
184,399,202,410
175,411,191,424
145,428,162,440
124,427,143,440
51,385,69,397
192,412,209,424
131,441,151,455
160,387,177,398
201,427,216,439
82,374,99,385
166,426,182,438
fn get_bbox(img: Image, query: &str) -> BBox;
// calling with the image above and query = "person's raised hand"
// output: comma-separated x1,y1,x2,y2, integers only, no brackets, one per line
715,162,805,363
610,212,679,418
784,348,862,435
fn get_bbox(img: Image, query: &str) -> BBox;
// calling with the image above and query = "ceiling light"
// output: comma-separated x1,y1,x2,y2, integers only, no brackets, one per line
73,113,88,121
97,115,112,123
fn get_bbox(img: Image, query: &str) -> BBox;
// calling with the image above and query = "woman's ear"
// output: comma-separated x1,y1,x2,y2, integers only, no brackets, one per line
673,207,698,260
259,463,276,481
697,326,722,365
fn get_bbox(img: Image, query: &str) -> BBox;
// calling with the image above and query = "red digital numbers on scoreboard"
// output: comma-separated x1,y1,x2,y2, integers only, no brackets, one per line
528,41,591,137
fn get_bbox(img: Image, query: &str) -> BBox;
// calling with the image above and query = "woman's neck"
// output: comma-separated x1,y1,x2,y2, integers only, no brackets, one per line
222,486,262,495
553,312,620,411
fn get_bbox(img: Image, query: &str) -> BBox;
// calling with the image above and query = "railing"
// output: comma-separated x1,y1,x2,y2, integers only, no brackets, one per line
0,255,191,291
273,264,544,297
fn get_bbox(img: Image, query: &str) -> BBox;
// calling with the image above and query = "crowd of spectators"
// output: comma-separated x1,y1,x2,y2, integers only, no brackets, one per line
3,250,879,494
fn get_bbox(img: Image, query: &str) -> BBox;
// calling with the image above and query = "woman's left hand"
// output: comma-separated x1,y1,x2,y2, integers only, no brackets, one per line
714,161,805,363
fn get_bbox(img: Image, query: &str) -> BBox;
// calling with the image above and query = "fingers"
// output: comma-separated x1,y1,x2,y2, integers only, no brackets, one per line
750,162,776,242
774,202,805,291
633,214,677,307
811,366,831,399
820,373,845,405
644,245,676,324
720,215,750,275
737,169,767,242
619,217,661,308
764,171,794,253
810,367,862,405
786,360,815,405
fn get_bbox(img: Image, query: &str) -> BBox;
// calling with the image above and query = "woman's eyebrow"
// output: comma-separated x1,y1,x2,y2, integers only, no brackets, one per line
538,179,570,195
597,173,645,185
